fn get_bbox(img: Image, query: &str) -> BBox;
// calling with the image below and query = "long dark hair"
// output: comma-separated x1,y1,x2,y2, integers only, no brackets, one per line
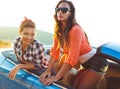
54,0,77,48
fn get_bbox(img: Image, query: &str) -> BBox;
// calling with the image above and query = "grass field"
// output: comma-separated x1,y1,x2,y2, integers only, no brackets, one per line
0,26,53,46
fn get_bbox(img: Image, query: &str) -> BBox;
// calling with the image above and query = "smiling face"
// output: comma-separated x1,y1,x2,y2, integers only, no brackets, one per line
20,27,35,47
56,2,71,22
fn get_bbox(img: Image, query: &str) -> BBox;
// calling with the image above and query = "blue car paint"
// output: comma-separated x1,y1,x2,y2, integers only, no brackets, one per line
2,42,120,89
0,50,67,89
98,42,120,64
0,73,28,89
0,52,6,64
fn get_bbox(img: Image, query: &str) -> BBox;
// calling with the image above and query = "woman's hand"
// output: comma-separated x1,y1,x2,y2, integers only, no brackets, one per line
8,64,21,80
42,76,59,86
39,70,51,83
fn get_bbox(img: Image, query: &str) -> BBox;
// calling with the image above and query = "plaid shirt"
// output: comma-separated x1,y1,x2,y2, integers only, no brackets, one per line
14,37,48,69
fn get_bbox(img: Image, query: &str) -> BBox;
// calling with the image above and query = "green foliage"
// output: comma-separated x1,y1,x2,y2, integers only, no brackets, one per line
0,26,53,45
35,30,53,45
0,26,18,41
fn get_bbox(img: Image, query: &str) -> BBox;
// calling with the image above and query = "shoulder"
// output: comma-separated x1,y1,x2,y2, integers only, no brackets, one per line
13,37,21,46
14,37,20,43
32,39,44,48
70,25,84,35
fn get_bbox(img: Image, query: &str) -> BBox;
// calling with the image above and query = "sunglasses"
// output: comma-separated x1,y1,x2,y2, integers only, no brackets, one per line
55,7,71,13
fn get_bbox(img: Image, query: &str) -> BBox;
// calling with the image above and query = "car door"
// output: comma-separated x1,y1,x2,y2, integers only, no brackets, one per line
0,50,33,89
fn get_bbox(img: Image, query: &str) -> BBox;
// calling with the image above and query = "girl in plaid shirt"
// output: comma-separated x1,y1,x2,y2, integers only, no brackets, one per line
8,17,49,80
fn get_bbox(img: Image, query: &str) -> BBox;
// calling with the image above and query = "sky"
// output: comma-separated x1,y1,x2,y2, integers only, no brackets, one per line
0,0,120,47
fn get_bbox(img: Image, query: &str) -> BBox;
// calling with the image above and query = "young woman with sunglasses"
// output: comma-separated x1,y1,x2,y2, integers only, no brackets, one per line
8,17,49,80
40,1,108,89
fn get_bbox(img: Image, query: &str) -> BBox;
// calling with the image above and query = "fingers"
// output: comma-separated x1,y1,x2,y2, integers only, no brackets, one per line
42,78,52,86
39,77,45,83
8,72,15,80
42,76,59,86
39,71,51,83
39,74,46,83
39,74,51,86
8,67,18,80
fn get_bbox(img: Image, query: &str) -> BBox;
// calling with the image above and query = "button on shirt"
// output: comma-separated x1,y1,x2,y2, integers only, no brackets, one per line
14,37,48,69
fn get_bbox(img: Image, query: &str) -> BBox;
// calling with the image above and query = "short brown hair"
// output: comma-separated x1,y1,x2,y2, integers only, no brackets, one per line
18,17,36,34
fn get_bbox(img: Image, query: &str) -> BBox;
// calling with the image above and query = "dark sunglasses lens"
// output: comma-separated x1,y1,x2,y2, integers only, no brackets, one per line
61,8,68,13
55,8,60,12
55,8,69,13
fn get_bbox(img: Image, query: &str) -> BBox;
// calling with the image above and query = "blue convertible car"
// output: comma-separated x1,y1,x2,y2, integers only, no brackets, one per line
0,42,120,89
0,46,71,89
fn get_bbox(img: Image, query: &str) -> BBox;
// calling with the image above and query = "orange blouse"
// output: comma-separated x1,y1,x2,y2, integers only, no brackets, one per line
50,25,92,67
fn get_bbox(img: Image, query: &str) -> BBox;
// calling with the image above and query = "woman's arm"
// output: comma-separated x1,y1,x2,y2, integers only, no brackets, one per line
56,63,71,80
42,63,71,86
39,57,57,83
46,57,57,72
8,63,35,80
17,63,35,70
40,37,60,84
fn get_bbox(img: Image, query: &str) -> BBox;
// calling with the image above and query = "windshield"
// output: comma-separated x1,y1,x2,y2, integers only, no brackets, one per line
1,50,18,64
